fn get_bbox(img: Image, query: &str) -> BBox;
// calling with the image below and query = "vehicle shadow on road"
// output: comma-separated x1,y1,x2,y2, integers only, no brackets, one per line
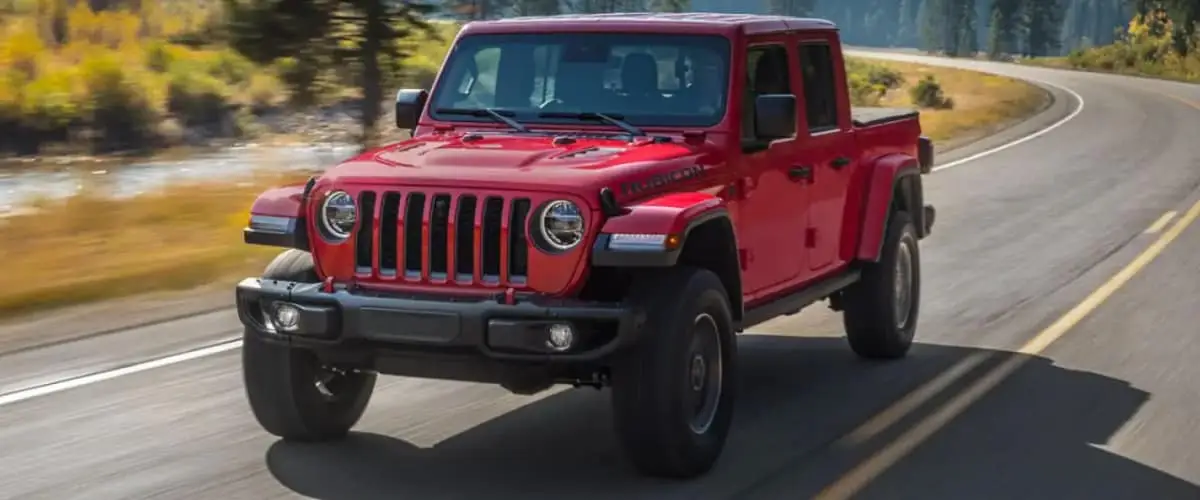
264,335,1198,500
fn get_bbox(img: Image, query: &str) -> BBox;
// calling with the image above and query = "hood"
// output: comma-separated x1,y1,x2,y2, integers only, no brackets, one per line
320,132,719,198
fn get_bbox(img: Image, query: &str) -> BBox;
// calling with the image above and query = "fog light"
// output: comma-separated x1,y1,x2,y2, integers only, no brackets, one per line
546,323,574,352
272,303,301,332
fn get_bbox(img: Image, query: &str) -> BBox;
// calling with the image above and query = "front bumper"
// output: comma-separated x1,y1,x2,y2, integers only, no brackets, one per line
235,278,641,367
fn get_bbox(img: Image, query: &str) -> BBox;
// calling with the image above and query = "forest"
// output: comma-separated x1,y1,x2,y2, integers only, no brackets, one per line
1,0,1197,157
443,0,1187,58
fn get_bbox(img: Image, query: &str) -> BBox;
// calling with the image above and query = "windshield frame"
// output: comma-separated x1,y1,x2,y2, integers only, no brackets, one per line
425,32,733,130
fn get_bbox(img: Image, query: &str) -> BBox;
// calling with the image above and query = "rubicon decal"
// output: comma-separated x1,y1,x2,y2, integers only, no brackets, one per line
620,165,706,196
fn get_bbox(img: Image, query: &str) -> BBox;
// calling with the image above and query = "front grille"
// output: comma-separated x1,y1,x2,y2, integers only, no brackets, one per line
353,190,532,286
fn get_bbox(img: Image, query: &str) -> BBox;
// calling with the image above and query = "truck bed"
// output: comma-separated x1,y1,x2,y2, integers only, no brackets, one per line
851,107,919,128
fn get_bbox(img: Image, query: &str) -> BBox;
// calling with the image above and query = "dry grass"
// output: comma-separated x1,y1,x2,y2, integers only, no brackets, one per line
0,171,309,318
868,60,1050,145
0,63,1049,320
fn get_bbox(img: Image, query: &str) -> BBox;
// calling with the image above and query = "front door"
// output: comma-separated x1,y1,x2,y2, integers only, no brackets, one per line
796,38,858,274
734,39,809,300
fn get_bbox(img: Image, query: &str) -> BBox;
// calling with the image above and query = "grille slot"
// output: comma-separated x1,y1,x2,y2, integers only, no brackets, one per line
354,191,376,274
508,199,531,284
455,196,477,281
481,197,504,282
429,194,451,280
403,193,426,279
379,193,401,276
357,190,530,287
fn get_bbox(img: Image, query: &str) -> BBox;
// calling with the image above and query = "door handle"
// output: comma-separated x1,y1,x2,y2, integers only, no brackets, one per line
830,156,851,169
788,165,812,182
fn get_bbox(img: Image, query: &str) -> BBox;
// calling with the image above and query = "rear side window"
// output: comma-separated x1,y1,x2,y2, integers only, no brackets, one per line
797,42,839,133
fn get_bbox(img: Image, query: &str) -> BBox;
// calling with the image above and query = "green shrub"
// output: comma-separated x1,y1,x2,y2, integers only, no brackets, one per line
206,48,256,85
865,65,904,90
20,67,80,131
844,59,905,106
241,73,287,112
847,71,885,106
910,75,954,109
166,66,230,127
1047,11,1200,83
144,40,178,72
79,52,162,151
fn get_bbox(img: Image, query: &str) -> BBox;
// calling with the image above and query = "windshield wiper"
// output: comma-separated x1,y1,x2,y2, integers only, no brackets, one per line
538,111,645,137
435,107,530,133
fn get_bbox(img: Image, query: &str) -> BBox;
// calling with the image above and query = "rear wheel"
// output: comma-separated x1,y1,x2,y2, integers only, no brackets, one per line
842,210,921,359
242,249,376,441
610,266,737,479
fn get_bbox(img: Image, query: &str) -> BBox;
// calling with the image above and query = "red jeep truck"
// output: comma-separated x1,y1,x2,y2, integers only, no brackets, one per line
236,13,936,479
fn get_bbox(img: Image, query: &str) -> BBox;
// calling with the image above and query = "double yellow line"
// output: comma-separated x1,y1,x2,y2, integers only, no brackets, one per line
814,93,1200,499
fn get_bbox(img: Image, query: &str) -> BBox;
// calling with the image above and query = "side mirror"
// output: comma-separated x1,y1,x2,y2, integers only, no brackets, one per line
754,94,796,141
395,89,429,130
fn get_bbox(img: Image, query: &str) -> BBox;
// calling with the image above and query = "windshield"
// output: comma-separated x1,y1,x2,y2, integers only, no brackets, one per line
428,32,731,128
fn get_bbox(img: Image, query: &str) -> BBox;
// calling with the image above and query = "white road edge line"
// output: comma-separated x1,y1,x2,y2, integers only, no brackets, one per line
0,338,242,407
0,63,1088,406
930,73,1085,172
844,51,1087,174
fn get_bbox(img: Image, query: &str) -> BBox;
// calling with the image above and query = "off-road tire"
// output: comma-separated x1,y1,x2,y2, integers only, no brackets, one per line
610,266,737,479
243,249,376,441
842,210,921,359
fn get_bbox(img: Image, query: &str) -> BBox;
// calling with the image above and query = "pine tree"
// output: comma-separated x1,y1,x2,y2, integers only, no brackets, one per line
223,0,435,146
918,0,941,52
956,0,979,56
987,0,1020,58
767,0,816,17
513,0,560,16
1022,0,1067,56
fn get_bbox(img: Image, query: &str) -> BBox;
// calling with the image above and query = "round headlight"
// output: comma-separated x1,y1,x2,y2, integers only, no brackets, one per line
321,190,357,240
538,200,585,251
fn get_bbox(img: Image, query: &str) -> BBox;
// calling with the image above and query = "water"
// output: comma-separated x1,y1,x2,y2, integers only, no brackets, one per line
0,143,359,215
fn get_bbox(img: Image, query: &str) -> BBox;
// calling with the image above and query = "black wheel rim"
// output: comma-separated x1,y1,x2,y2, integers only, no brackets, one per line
686,313,723,435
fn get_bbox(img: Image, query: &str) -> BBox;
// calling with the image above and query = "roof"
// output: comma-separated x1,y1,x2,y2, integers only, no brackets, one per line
459,12,838,36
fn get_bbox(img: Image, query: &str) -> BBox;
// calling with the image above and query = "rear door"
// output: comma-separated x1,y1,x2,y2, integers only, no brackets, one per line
795,37,859,274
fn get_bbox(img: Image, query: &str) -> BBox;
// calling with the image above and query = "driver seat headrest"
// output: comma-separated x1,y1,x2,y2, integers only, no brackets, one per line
621,52,659,95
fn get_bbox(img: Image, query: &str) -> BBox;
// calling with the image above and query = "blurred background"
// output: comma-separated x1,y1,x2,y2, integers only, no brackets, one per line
0,0,1194,323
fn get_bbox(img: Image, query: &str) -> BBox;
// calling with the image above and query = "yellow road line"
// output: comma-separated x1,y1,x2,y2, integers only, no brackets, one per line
838,207,1180,448
1145,211,1178,234
1164,93,1200,110
816,196,1200,500
837,351,991,446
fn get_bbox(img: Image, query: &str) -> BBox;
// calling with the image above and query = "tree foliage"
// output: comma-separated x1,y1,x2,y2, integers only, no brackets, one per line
217,0,1200,149
223,0,435,145
683,0,1164,59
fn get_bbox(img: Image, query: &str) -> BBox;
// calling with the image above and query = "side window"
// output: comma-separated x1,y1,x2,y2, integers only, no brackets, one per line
741,44,791,143
798,42,839,133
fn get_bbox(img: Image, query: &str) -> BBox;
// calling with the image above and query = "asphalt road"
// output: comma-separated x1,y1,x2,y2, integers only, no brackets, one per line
3,52,1200,500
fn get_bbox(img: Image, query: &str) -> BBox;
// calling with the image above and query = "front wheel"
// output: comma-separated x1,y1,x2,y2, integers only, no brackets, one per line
842,210,921,359
610,266,737,479
242,250,376,441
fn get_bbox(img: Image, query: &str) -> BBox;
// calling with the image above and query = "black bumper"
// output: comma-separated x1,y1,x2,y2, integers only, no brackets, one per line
235,278,642,367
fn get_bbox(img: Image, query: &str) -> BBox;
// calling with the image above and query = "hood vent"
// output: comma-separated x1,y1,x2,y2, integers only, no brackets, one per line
557,146,626,160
